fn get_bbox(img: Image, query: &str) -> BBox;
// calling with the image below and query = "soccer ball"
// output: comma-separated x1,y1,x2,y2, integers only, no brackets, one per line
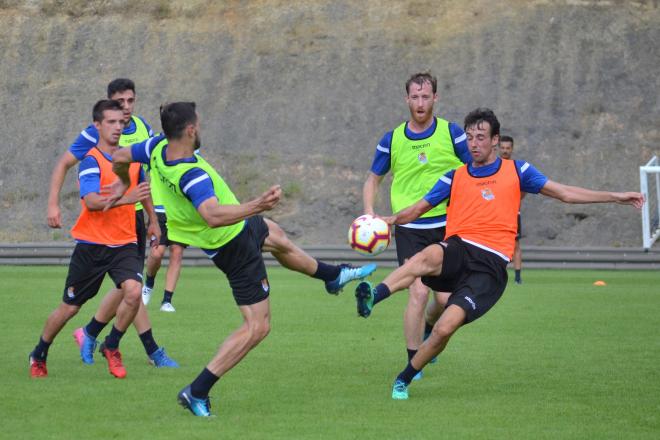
348,214,391,256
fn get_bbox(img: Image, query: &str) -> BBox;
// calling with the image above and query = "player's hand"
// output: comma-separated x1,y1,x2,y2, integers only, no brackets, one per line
101,179,130,211
257,185,282,211
147,220,161,249
615,192,645,209
124,182,151,204
47,203,62,229
381,215,397,225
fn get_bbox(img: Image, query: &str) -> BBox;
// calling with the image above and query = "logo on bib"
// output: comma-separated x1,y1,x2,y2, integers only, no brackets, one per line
481,188,495,201
418,152,428,164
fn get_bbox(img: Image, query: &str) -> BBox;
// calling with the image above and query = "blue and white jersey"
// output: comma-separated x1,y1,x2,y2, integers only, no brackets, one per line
68,116,153,161
369,118,470,228
424,158,548,207
131,136,216,209
78,149,145,198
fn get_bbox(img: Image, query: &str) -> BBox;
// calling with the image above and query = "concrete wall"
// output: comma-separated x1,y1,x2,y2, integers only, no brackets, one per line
1,0,658,246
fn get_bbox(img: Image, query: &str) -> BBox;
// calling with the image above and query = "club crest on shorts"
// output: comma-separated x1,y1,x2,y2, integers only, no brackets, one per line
418,152,428,164
481,188,495,201
261,278,270,292
67,286,75,299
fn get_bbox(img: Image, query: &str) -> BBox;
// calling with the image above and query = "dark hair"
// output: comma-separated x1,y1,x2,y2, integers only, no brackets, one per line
405,72,437,94
160,102,197,139
107,78,135,98
92,99,123,122
464,108,500,138
500,135,514,145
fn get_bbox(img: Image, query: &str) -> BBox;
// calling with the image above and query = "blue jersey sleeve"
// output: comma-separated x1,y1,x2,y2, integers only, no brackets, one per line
423,169,456,207
68,124,98,161
369,131,393,175
179,168,216,209
448,123,470,164
78,156,101,198
515,160,548,193
131,135,165,165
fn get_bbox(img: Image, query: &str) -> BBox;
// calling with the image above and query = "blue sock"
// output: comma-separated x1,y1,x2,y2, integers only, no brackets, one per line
85,317,107,339
32,337,51,361
190,368,220,399
162,290,173,304
312,260,341,282
424,322,434,340
139,329,159,356
373,283,391,306
397,362,420,385
515,270,521,282
103,325,125,350
146,275,156,289
406,348,417,362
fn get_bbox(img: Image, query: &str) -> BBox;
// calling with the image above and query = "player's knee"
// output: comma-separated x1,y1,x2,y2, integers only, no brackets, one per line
121,280,142,307
249,320,270,344
150,245,166,260
430,322,457,345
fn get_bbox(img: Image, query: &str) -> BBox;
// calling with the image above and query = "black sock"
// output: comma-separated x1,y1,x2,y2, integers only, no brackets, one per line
515,270,521,282
139,329,159,356
373,283,391,306
85,317,107,339
146,275,156,289
32,337,51,361
397,362,421,385
162,290,173,304
406,348,417,362
103,325,125,350
312,260,341,282
424,322,434,340
190,368,220,399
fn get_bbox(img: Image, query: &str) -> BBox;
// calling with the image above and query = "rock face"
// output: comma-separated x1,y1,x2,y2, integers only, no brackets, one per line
1,0,658,246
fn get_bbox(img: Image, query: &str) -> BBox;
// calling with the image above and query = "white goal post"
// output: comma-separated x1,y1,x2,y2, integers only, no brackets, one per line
640,156,660,250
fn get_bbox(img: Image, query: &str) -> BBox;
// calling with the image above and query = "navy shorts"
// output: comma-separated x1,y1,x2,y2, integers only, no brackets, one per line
155,212,188,248
62,243,142,307
210,216,270,306
394,225,446,266
420,236,508,324
136,209,146,273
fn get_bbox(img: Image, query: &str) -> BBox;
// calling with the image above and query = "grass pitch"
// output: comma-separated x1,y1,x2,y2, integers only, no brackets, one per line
2,266,659,439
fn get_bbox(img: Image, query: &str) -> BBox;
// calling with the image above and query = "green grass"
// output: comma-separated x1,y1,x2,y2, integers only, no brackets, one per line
2,266,659,439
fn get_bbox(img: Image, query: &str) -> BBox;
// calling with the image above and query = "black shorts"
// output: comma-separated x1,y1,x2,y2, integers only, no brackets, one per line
420,236,508,324
394,225,446,266
135,209,146,273
156,212,188,248
62,243,142,307
515,213,522,241
210,215,270,306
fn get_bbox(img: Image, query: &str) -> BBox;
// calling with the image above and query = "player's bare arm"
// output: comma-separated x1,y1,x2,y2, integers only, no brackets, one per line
87,182,150,211
101,148,135,209
362,172,385,216
141,195,161,248
540,180,645,208
383,199,434,225
198,185,282,228
47,151,79,228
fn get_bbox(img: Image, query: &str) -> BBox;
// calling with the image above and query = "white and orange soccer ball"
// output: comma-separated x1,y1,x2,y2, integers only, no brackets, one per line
348,214,391,256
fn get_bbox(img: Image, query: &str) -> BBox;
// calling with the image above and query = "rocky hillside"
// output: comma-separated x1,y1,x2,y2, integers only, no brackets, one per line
1,0,658,246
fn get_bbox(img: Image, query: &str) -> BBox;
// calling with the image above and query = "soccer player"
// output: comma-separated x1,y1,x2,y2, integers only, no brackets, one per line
47,78,178,368
499,135,523,284
107,102,377,416
29,100,156,379
362,73,470,379
354,108,644,400
140,211,187,313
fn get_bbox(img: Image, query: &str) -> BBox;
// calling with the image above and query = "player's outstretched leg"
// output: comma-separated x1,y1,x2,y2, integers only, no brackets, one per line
261,218,377,294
